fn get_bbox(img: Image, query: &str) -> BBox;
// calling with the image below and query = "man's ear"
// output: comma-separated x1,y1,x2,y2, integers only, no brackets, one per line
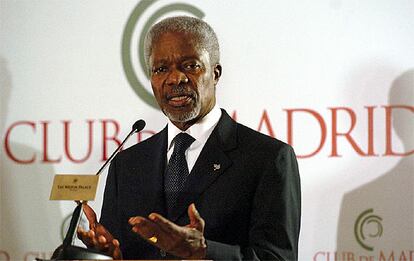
213,64,222,84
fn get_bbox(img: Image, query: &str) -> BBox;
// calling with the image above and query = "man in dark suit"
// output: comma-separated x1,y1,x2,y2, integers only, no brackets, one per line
78,16,301,260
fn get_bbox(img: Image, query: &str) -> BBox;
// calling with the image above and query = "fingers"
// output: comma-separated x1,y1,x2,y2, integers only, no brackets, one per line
188,203,205,233
109,239,122,260
95,223,114,242
82,202,97,229
128,212,206,259
76,204,122,259
129,214,185,254
129,206,205,242
149,213,181,234
77,219,121,259
129,216,167,240
77,227,98,248
77,227,113,251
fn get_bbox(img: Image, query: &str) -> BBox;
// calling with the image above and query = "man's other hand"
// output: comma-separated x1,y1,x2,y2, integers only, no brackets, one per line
77,202,122,260
129,203,207,259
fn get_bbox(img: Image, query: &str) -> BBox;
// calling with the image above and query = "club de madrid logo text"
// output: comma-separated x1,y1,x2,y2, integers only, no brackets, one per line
121,0,205,109
354,208,383,251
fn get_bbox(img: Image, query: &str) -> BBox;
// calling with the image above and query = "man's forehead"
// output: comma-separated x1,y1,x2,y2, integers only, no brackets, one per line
149,32,209,63
149,48,210,65
153,31,200,46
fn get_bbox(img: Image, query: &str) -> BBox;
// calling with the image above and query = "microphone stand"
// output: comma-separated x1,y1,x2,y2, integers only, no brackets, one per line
48,120,146,260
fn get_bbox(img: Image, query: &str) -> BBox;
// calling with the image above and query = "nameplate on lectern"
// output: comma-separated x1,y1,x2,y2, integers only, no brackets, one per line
49,174,99,201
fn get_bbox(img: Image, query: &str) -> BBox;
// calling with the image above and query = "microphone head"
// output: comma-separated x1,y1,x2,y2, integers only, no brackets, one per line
132,119,146,133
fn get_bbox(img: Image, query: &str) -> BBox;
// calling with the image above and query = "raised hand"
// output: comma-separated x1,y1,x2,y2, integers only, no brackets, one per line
77,202,122,260
129,203,207,259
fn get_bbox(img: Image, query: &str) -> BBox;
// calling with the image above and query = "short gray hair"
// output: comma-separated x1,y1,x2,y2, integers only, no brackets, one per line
144,16,220,71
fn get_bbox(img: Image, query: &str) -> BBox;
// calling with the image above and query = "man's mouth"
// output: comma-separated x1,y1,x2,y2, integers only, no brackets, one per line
167,94,193,107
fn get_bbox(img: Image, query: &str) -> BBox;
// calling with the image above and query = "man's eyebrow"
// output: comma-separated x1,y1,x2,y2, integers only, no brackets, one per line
180,57,203,64
152,59,168,65
181,55,200,60
152,56,202,65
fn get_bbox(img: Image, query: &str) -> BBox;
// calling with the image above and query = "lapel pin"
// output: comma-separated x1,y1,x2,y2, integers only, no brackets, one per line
213,164,221,171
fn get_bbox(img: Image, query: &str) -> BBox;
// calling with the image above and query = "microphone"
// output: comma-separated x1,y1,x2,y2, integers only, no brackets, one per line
132,119,146,133
50,119,146,261
96,119,145,175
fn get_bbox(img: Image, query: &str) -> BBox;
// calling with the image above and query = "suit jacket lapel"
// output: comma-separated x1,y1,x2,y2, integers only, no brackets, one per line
169,111,238,222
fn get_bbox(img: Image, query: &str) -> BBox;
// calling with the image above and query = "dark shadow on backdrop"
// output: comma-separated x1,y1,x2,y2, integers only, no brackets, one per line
336,69,414,253
0,56,63,259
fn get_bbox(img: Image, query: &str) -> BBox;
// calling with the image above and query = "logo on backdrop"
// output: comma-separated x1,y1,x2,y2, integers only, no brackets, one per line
354,208,383,251
121,0,205,109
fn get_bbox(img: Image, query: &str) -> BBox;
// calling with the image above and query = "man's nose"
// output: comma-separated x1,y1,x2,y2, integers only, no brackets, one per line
166,68,188,86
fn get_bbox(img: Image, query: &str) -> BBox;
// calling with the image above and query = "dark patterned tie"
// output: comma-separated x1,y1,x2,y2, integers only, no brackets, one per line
164,133,195,217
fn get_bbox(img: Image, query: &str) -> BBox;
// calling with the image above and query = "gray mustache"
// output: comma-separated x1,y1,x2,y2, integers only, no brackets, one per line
170,85,194,97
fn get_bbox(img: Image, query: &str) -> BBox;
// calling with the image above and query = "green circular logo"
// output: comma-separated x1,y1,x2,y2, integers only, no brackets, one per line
354,208,383,251
121,1,205,109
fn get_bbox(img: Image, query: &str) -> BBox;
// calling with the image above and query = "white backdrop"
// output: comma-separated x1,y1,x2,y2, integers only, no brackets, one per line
1,1,413,260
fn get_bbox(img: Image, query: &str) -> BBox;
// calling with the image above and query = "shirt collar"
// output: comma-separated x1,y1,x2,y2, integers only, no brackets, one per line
167,104,222,151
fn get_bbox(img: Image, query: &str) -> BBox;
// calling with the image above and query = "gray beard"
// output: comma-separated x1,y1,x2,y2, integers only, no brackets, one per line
163,105,201,123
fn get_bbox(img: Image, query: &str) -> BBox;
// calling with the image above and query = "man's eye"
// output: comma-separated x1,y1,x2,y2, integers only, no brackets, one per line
183,63,201,71
153,67,167,74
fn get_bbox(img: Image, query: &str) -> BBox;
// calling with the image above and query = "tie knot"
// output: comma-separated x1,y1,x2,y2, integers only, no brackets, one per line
173,133,195,153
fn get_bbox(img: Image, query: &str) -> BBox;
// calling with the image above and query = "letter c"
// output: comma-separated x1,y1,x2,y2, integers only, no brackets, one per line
4,121,36,164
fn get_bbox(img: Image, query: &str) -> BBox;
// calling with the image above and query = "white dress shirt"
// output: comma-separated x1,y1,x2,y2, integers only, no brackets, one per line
167,104,222,172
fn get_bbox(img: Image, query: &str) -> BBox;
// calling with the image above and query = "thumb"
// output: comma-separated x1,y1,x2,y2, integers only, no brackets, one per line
188,203,205,233
82,202,98,229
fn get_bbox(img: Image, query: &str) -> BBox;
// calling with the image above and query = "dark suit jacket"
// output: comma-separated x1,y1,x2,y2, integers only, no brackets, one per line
100,110,301,260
